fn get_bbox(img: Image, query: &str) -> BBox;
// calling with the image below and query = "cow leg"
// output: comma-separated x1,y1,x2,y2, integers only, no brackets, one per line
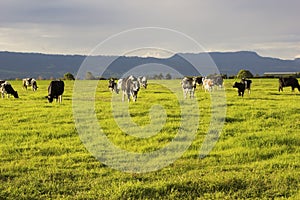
122,91,125,102
127,92,131,102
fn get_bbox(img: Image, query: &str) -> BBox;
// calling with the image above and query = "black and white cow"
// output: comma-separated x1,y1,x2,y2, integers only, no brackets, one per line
233,79,252,97
137,76,148,89
119,75,140,102
241,78,252,94
0,81,19,98
212,76,224,88
194,76,203,85
22,78,38,91
181,77,197,99
108,78,119,94
47,80,64,103
278,77,300,92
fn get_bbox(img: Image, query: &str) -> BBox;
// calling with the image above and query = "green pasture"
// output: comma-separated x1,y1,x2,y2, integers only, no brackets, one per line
0,79,299,199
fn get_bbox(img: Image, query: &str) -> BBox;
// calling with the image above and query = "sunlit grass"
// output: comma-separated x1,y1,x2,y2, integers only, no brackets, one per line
0,79,299,199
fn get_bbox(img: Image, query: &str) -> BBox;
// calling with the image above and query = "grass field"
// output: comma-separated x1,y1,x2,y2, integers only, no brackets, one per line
0,79,299,199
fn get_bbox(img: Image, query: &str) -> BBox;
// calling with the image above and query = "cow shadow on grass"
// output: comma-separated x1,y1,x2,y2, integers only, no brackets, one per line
225,117,244,123
269,92,300,96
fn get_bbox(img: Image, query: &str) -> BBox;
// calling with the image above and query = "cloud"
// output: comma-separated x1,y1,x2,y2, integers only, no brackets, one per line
0,0,299,59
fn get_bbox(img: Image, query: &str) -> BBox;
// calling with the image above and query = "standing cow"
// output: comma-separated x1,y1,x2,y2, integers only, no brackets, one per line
108,78,119,94
181,77,197,99
202,77,214,92
47,80,64,103
137,76,148,89
22,78,38,91
233,78,252,97
212,76,224,89
120,75,140,102
0,81,19,98
278,77,300,92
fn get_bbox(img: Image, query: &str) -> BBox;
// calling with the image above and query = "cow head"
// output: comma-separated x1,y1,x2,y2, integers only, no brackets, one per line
47,95,54,103
232,82,239,88
141,81,147,89
13,91,19,98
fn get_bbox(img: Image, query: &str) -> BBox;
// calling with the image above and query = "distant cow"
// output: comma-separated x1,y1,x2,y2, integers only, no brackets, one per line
181,77,197,99
212,76,224,88
108,78,119,94
138,76,148,89
0,81,19,98
278,77,300,92
47,80,64,103
233,79,252,97
22,78,38,91
120,75,140,102
241,78,252,94
202,77,214,92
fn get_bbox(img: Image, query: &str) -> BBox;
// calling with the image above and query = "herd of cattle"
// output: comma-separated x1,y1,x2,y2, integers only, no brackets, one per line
108,76,300,101
0,76,299,103
0,78,65,103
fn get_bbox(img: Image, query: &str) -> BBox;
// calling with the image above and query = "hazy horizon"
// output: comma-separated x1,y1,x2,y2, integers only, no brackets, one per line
1,0,300,59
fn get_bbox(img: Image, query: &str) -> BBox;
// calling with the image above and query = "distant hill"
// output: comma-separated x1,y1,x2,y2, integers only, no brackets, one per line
0,51,299,79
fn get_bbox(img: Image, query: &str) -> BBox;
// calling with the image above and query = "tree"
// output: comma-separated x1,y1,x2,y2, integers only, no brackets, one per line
158,73,164,80
85,72,96,80
165,73,172,80
64,72,75,80
237,69,254,79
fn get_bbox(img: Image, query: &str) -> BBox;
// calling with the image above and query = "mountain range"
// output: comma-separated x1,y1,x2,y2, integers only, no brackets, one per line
0,51,299,79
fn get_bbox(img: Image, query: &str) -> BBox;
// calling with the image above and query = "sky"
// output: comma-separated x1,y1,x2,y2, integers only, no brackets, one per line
0,0,300,59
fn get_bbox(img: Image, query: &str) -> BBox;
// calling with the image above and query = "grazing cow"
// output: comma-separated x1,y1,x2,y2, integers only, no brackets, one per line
0,81,19,98
202,77,214,92
181,77,197,99
278,77,300,92
120,75,140,102
47,80,64,103
108,78,119,94
138,76,148,89
22,78,38,91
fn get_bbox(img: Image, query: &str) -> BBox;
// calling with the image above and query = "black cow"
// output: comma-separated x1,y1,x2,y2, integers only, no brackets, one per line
233,79,252,97
233,82,246,97
0,81,19,98
47,80,64,103
241,78,252,94
278,77,300,92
